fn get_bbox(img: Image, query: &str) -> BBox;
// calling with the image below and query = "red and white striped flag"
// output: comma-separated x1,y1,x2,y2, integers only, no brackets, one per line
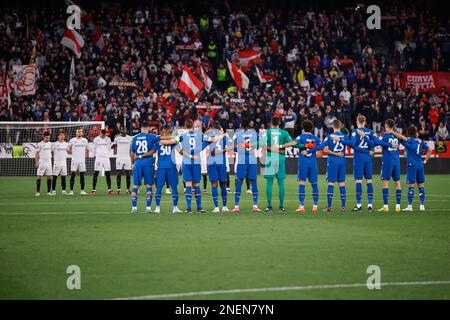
256,66,276,83
227,60,249,90
61,29,84,58
179,64,204,101
199,65,212,92
238,50,261,72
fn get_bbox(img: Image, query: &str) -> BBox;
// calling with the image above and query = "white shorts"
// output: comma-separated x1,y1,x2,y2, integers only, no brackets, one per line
94,157,111,172
116,158,132,171
37,162,53,176
53,164,68,176
71,161,86,173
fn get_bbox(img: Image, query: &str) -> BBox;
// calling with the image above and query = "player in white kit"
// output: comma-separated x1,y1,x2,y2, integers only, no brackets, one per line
112,126,132,194
51,131,69,195
68,128,88,195
91,129,116,195
35,131,53,196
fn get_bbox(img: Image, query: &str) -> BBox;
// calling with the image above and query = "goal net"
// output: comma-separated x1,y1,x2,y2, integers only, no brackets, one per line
0,121,105,176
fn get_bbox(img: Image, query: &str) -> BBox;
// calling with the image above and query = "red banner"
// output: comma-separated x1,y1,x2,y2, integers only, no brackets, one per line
401,72,450,93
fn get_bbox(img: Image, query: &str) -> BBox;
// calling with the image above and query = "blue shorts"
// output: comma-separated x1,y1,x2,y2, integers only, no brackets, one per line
381,163,401,181
156,167,179,188
406,163,425,184
208,164,227,182
236,163,257,180
182,163,201,183
326,163,346,183
297,166,318,183
133,166,155,186
353,158,373,180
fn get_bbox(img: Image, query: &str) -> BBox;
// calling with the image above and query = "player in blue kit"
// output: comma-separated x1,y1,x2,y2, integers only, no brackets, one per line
154,126,182,214
305,120,368,212
205,121,231,212
129,122,160,214
178,119,226,213
377,119,402,212
386,125,432,211
351,115,396,212
295,120,321,213
231,119,262,213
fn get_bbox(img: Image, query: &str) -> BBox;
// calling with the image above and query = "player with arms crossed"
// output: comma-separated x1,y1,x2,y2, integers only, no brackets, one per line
262,117,298,212
205,121,231,212
153,126,182,214
231,119,262,213
68,128,88,195
386,125,432,211
91,129,116,195
178,119,226,213
51,131,69,195
35,131,53,196
130,122,161,214
112,126,132,194
295,120,321,212
351,115,396,212
378,119,402,212
305,120,368,212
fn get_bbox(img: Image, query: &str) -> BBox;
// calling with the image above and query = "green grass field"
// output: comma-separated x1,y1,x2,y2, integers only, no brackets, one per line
0,174,449,300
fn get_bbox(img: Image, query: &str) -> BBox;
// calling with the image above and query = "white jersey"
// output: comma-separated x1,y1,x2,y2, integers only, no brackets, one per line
36,141,52,164
52,141,69,166
69,137,88,162
113,135,132,160
93,135,112,159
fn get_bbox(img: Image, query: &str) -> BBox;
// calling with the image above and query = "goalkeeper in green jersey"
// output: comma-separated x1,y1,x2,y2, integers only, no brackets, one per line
260,117,300,212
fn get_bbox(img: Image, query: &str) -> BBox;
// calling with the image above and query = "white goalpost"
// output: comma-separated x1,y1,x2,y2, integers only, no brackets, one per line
0,121,105,176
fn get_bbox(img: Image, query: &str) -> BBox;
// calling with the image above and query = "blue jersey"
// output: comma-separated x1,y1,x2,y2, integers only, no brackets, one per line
351,128,373,157
130,133,160,167
309,132,348,165
206,131,229,166
178,130,209,165
378,133,400,165
295,133,321,168
156,142,177,169
233,129,259,165
401,138,429,166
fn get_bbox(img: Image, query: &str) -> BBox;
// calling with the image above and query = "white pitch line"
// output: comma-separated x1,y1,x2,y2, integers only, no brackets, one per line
113,280,450,300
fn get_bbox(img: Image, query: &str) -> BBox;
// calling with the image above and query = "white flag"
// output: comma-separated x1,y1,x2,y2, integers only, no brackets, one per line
12,64,37,96
69,57,75,95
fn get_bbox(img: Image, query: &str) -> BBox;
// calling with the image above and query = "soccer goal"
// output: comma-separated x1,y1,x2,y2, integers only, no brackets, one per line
0,121,105,176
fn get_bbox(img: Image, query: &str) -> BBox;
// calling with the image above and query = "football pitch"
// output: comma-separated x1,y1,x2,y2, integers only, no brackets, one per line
0,174,449,300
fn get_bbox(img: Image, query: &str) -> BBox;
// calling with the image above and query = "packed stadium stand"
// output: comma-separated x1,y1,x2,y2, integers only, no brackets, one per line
0,0,449,141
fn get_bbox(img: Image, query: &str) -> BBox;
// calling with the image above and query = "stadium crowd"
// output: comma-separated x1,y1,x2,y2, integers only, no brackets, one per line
0,1,449,141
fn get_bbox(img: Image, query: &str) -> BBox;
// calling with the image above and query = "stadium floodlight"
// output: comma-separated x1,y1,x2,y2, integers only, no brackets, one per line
0,121,105,176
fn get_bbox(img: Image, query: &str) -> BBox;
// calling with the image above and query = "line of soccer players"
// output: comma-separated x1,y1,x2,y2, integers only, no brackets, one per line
35,115,432,213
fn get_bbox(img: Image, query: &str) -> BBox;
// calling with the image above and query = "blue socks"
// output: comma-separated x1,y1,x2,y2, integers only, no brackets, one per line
327,185,334,208
172,186,179,206
185,186,192,209
419,187,425,205
194,186,202,209
155,185,163,206
339,186,346,207
131,187,138,207
367,182,373,206
355,182,362,205
407,186,414,206
220,185,227,207
235,180,243,206
299,184,306,206
382,187,389,205
146,187,153,207
212,185,219,208
396,189,402,205
251,180,258,206
312,182,319,206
